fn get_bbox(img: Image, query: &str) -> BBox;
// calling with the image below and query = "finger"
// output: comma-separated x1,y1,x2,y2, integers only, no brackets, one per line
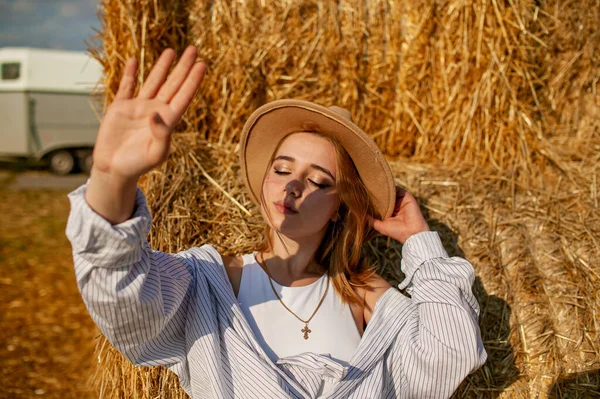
392,188,405,212
115,58,138,100
155,46,198,103
366,214,380,230
169,61,207,118
403,191,417,202
148,113,173,165
149,112,171,141
394,197,404,208
138,48,176,99
371,218,385,234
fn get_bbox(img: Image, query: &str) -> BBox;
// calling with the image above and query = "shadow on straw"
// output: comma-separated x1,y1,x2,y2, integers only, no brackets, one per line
365,195,520,397
548,369,600,399
422,198,519,398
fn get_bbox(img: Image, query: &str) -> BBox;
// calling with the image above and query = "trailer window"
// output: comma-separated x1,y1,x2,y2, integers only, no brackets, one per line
2,63,21,80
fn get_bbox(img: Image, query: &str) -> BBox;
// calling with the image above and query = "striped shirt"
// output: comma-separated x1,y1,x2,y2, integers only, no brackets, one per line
66,183,487,398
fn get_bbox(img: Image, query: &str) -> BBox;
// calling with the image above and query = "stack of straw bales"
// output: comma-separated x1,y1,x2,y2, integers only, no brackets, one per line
85,0,599,397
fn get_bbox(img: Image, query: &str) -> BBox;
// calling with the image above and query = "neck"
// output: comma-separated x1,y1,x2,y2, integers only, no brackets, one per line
261,226,328,279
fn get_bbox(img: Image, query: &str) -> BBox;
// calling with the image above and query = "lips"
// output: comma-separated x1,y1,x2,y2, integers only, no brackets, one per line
274,200,298,214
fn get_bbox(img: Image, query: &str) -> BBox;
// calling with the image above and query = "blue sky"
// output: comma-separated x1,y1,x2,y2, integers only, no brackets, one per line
0,0,101,51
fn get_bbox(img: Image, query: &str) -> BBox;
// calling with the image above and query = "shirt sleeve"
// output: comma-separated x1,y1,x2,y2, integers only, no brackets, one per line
65,182,196,368
393,231,487,398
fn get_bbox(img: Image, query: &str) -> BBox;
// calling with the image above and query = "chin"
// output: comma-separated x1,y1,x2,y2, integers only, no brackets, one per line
271,220,332,241
268,221,304,238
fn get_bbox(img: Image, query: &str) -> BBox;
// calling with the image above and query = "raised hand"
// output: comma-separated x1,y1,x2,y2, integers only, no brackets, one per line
84,46,207,225
368,188,430,244
92,46,207,180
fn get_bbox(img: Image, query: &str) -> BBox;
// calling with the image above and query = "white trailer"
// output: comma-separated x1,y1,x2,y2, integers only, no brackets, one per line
0,47,103,174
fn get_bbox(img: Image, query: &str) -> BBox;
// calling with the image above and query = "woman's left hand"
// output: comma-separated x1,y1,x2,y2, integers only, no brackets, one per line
368,188,430,244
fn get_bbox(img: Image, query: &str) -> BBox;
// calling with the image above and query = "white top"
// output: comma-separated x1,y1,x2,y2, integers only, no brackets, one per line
236,253,361,396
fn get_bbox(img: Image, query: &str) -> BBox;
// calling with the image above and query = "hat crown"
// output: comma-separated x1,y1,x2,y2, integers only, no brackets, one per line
328,106,353,122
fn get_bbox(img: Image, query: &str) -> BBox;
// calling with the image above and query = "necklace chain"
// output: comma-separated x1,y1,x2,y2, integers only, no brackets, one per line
257,252,329,340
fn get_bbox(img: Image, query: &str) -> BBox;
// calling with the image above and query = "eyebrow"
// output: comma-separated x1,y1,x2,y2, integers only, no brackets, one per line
274,155,335,180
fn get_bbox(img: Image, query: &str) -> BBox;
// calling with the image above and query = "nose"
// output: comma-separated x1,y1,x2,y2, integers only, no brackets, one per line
285,179,302,198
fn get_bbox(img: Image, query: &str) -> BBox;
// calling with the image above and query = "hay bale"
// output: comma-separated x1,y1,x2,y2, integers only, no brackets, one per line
83,0,600,397
90,0,600,174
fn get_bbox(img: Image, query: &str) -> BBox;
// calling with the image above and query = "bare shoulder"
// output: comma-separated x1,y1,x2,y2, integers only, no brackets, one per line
222,255,243,269
222,255,244,297
363,272,392,325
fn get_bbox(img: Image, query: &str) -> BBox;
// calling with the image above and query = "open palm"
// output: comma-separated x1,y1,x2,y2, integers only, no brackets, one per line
93,46,207,180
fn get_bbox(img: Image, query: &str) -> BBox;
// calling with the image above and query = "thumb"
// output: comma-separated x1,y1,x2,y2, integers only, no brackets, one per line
150,112,171,141
368,216,385,234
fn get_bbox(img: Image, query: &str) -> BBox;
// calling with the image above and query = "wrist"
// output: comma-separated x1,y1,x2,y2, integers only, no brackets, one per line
402,226,429,243
90,164,139,187
85,167,139,225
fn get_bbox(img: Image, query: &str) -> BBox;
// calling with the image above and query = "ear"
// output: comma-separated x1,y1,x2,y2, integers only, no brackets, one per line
331,210,341,222
331,199,344,222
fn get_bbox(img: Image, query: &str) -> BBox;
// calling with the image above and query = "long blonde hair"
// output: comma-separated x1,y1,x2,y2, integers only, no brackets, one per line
257,131,378,306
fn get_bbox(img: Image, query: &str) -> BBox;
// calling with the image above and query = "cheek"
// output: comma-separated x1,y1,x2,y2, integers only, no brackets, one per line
304,192,339,220
260,177,282,220
261,177,279,200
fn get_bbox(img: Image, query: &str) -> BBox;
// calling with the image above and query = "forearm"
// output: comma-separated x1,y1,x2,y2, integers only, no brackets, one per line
399,232,483,349
67,182,193,365
392,232,486,397
75,247,193,365
85,166,139,225
411,259,483,361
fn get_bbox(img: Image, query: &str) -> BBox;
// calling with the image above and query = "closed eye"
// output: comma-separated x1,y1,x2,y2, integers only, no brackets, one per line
274,169,330,189
310,180,330,189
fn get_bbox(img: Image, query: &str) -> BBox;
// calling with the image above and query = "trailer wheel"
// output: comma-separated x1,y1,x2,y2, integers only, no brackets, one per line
77,150,93,174
48,150,75,175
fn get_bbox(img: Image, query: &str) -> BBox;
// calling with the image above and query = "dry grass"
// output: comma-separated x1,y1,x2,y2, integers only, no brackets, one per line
82,0,600,397
0,185,99,399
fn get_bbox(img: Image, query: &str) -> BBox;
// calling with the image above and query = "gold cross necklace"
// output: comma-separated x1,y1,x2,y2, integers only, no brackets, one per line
256,252,329,340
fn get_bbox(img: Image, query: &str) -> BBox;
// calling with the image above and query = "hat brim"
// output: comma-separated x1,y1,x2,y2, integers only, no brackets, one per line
239,99,396,220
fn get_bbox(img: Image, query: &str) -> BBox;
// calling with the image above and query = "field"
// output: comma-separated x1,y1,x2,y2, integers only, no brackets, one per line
0,171,98,399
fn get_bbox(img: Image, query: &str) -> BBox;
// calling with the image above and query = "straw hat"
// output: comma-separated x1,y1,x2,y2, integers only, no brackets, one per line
239,99,396,219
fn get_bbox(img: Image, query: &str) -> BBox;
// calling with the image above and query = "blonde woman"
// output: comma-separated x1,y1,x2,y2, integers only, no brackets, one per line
67,46,486,398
